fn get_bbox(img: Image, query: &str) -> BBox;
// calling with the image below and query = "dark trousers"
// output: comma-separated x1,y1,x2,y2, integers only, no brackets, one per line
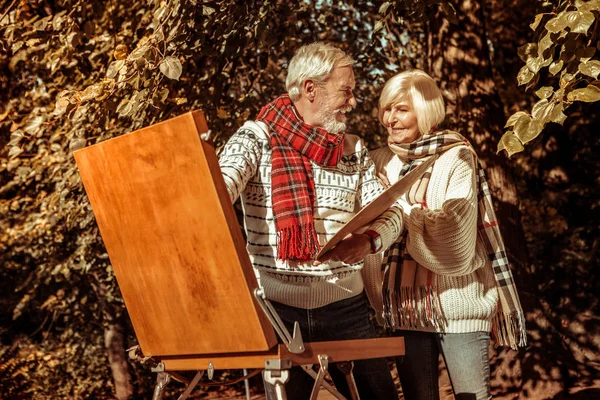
263,292,398,400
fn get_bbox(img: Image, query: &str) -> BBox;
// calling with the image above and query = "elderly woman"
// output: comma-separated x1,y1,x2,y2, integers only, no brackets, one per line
363,69,527,400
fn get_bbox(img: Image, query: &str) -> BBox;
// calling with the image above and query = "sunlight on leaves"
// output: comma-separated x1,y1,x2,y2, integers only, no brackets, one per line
497,132,525,157
578,60,600,79
159,56,183,80
567,85,600,102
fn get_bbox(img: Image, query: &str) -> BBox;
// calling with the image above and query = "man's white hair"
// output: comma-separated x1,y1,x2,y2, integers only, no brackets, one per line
378,69,446,136
286,42,354,101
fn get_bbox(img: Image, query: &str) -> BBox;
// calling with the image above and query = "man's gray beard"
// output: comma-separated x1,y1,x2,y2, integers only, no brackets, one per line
316,100,348,135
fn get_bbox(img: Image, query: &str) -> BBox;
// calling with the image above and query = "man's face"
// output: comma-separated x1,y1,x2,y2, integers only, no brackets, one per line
312,66,356,134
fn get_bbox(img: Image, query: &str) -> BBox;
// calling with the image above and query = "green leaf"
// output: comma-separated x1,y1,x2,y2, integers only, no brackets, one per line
518,43,537,62
505,111,529,127
549,102,568,125
567,85,600,102
130,45,149,60
537,32,554,58
565,11,595,34
560,70,578,85
514,113,532,134
116,99,133,116
576,0,600,11
24,116,45,134
33,16,51,31
106,60,125,79
526,56,542,73
153,88,169,105
532,98,552,121
516,118,544,144
579,60,600,79
497,132,524,157
549,59,564,75
8,145,23,159
545,12,568,33
9,130,24,146
202,5,216,15
159,56,183,80
517,65,535,85
373,20,384,34
379,1,391,14
530,14,544,30
535,86,554,99
69,138,87,152
6,159,20,172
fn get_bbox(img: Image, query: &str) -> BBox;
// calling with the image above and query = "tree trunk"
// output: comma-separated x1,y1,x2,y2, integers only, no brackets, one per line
105,322,133,400
426,0,529,267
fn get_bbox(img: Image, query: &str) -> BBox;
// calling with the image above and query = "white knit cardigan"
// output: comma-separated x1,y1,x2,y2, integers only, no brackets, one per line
219,121,404,309
362,145,499,333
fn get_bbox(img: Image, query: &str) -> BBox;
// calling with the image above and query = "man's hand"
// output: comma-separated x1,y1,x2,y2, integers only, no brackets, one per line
313,232,371,266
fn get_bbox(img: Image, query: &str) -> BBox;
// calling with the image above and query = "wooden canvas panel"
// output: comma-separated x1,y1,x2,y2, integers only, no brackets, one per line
74,111,277,357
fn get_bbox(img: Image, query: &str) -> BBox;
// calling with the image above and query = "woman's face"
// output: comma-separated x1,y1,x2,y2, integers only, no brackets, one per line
382,99,421,144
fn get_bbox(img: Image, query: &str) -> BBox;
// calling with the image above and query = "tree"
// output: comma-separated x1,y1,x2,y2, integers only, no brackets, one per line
0,1,420,397
1,0,599,398
498,0,600,157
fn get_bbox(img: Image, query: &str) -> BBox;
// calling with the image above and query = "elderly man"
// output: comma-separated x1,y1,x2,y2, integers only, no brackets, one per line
218,42,402,399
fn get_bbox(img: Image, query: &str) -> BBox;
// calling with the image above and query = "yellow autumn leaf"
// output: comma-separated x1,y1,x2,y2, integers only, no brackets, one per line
497,132,525,157
567,85,600,102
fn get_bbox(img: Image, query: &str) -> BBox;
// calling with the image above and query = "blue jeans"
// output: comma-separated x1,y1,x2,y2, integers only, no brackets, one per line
263,292,398,400
394,330,491,400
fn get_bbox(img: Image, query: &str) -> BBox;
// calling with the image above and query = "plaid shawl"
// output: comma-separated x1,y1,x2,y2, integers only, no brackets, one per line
381,130,527,349
256,94,345,262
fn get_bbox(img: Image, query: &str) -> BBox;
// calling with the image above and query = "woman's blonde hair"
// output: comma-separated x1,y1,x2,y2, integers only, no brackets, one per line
378,69,445,136
286,42,354,101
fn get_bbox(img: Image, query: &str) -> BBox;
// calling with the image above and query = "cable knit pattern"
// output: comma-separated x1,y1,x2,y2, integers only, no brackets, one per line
219,121,404,309
363,146,498,333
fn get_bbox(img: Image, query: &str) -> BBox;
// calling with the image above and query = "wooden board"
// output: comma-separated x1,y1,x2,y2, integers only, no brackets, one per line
317,157,435,259
74,110,277,357
159,337,405,370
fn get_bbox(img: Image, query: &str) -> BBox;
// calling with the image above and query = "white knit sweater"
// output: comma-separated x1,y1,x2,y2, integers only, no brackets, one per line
362,146,499,333
219,121,404,309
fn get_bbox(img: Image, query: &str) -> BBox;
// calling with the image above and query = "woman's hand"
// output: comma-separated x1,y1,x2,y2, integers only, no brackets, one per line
313,232,372,266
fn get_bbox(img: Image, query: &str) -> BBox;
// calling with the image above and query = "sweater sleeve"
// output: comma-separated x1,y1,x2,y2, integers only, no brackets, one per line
404,147,483,276
362,252,386,326
218,123,265,203
357,144,404,253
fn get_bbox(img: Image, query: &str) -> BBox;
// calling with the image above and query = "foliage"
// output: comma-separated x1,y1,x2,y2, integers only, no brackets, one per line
1,0,599,398
0,0,422,397
375,0,458,34
498,0,600,157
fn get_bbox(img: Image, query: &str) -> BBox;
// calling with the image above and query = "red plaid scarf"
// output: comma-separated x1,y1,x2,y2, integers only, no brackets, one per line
256,94,345,262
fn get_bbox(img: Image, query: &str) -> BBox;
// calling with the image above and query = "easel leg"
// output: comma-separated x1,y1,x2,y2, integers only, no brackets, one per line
243,368,251,400
177,370,205,400
152,371,171,400
309,355,329,400
274,380,288,400
336,361,360,400
264,358,291,400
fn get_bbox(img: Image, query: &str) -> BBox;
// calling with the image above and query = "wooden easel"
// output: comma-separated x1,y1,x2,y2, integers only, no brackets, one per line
74,111,405,400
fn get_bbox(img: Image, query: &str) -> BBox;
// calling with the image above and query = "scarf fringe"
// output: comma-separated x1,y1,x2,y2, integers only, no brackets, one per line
276,223,320,262
382,286,446,331
383,287,527,350
491,310,528,350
